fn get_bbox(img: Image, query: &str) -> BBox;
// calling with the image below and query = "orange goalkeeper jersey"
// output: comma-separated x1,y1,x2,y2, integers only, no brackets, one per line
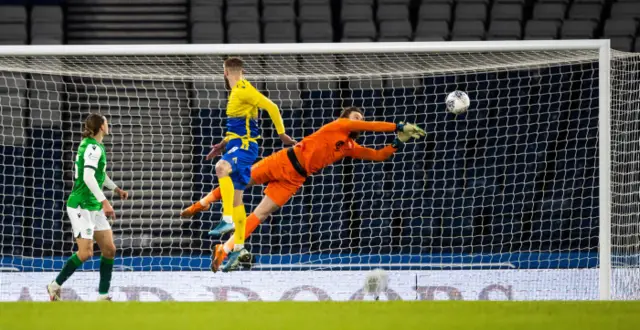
293,118,398,175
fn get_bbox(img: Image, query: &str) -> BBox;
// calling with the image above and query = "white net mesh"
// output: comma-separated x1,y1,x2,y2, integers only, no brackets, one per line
611,51,640,300
0,46,638,301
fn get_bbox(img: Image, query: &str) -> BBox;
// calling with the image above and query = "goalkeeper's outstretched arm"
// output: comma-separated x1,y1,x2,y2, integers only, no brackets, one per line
333,118,426,137
333,118,398,133
348,143,398,162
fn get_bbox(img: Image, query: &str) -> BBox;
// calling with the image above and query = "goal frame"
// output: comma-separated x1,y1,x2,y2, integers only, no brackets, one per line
0,39,612,300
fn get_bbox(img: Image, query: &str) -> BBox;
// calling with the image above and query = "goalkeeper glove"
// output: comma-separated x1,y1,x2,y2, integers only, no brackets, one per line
396,122,426,137
392,122,426,148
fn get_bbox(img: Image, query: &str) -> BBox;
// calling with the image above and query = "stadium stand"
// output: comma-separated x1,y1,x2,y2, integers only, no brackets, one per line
561,19,598,39
525,19,560,39
0,6,27,45
491,3,523,21
65,0,188,44
201,0,640,47
486,20,522,40
31,6,64,44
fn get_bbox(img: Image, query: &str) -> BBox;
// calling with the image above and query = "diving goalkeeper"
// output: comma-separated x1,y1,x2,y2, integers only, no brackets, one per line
184,107,425,272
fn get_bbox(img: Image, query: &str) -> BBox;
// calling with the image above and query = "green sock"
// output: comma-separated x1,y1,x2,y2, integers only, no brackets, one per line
99,256,114,295
55,253,83,285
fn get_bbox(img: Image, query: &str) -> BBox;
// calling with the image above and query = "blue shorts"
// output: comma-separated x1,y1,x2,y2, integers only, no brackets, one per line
220,139,259,191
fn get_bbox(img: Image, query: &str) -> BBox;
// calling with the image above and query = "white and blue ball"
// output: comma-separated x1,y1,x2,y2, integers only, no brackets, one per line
446,91,470,115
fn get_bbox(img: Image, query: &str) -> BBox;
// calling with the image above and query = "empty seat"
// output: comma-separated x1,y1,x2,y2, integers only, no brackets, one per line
190,5,222,23
610,3,640,19
573,0,603,3
263,5,295,22
450,36,483,41
341,5,373,22
568,4,601,21
341,37,374,42
457,0,489,3
379,21,411,40
486,20,521,40
414,36,446,41
299,5,331,22
491,3,523,21
31,37,62,45
419,3,451,22
31,6,62,23
561,19,597,38
300,22,333,42
414,20,449,40
524,20,559,39
299,0,330,4
451,20,484,39
0,24,27,44
229,0,259,5
603,19,637,37
264,22,296,43
31,23,63,39
377,5,409,21
226,6,259,23
378,37,408,42
0,6,26,23
343,0,374,4
192,22,224,43
342,21,377,40
610,37,633,52
532,3,566,21
455,3,487,22
191,0,224,6
493,0,525,3
263,0,295,4
227,22,260,43
379,0,410,4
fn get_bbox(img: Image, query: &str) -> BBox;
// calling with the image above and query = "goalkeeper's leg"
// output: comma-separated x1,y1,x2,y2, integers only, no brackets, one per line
180,187,222,217
212,210,260,272
219,195,280,272
219,180,298,272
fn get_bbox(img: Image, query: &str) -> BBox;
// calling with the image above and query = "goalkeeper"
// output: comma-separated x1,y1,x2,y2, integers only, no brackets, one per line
182,57,295,249
187,107,425,272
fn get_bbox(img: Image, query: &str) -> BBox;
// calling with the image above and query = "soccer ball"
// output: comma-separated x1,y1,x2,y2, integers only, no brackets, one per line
364,268,388,300
446,91,470,115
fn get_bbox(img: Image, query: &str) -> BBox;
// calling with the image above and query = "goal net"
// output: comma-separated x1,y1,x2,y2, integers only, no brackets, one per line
0,42,638,301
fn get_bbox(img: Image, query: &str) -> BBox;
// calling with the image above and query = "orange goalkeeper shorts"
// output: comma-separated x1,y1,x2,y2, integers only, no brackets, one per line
251,148,306,207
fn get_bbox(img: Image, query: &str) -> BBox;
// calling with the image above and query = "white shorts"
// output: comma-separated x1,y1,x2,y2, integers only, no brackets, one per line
66,206,111,240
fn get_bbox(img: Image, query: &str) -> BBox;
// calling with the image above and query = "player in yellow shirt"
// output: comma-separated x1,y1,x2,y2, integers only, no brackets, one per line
181,57,295,260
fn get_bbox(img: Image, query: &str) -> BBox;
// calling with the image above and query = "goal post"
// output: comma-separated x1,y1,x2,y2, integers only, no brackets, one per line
1,40,636,301
598,41,612,301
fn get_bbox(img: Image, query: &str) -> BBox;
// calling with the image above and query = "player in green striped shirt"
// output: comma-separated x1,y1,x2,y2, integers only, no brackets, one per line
47,113,129,301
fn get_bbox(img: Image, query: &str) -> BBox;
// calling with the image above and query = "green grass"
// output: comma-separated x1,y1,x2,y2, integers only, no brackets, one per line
1,301,638,330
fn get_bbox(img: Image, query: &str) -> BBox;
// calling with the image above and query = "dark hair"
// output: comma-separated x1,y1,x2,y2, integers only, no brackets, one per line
82,113,105,138
224,57,244,72
339,107,363,119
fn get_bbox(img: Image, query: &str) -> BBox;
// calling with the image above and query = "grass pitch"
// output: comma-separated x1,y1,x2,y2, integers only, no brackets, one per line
1,301,638,330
